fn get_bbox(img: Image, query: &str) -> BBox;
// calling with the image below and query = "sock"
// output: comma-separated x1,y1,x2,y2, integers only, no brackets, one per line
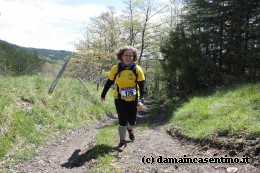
127,124,134,131
118,125,126,141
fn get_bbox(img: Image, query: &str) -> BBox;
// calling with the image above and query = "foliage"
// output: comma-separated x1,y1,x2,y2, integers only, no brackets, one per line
160,0,259,98
0,41,44,75
0,75,115,163
31,48,70,64
167,83,260,140
72,0,166,94
0,40,70,63
0,40,71,76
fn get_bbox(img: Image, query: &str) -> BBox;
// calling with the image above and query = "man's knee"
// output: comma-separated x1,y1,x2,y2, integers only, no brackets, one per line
119,121,127,126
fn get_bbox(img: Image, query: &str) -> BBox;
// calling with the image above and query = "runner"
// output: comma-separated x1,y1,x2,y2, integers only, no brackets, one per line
101,46,146,151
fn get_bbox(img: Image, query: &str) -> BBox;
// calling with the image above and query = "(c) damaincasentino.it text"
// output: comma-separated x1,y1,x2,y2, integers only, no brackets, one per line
142,155,251,164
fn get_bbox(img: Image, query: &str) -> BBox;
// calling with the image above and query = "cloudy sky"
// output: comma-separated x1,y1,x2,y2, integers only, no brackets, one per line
0,0,125,51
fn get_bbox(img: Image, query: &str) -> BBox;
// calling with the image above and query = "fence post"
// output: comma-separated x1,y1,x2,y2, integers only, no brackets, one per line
48,52,73,93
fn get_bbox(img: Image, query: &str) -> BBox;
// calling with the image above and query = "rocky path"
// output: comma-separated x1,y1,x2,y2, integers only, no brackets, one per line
6,100,259,173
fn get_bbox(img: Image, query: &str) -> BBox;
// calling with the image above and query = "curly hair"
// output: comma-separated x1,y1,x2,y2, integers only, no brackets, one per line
116,46,139,62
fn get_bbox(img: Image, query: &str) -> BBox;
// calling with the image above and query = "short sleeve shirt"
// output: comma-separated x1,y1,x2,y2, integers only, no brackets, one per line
108,64,145,101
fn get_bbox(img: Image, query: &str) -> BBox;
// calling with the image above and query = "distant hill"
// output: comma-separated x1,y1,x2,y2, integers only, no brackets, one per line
0,40,71,64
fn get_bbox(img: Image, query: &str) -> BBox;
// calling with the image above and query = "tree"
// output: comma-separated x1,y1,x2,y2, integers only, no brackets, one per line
122,0,141,46
72,8,123,84
74,0,185,97
0,41,43,75
160,0,259,98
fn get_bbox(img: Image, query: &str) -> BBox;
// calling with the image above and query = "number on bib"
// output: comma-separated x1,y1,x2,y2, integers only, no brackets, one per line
121,87,136,98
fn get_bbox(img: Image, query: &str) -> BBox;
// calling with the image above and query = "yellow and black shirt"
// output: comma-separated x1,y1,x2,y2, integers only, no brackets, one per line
101,62,146,101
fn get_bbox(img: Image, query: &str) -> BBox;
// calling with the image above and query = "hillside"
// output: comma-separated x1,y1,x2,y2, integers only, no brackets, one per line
0,40,71,64
166,83,260,166
27,48,71,64
167,84,259,140
0,75,115,162
0,76,259,172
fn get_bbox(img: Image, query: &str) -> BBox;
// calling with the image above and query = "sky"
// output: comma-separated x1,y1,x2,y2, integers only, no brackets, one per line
0,0,125,51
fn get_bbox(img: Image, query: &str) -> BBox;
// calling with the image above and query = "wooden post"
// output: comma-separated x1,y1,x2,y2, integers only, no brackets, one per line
48,52,73,93
96,63,104,91
78,77,93,95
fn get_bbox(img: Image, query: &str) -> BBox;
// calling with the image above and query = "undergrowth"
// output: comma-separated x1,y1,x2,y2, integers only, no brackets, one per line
167,83,260,141
0,75,115,165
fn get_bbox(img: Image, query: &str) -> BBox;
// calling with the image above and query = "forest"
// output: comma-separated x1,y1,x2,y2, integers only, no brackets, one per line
0,0,259,99
68,0,260,99
0,40,71,76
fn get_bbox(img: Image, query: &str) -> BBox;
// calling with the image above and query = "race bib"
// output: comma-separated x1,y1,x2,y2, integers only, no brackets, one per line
121,87,136,98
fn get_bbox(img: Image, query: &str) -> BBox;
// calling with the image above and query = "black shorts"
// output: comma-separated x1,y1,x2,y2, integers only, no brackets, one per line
114,99,138,126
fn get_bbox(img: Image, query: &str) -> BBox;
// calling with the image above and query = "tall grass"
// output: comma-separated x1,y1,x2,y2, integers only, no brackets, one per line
167,83,260,141
0,75,115,163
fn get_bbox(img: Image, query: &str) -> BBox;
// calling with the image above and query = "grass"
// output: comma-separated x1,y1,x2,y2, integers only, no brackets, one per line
88,83,260,171
90,125,122,172
138,103,162,130
167,83,260,141
1,75,259,170
0,75,115,165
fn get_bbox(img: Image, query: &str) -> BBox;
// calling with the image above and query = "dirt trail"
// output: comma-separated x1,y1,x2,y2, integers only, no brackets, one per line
7,100,259,173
